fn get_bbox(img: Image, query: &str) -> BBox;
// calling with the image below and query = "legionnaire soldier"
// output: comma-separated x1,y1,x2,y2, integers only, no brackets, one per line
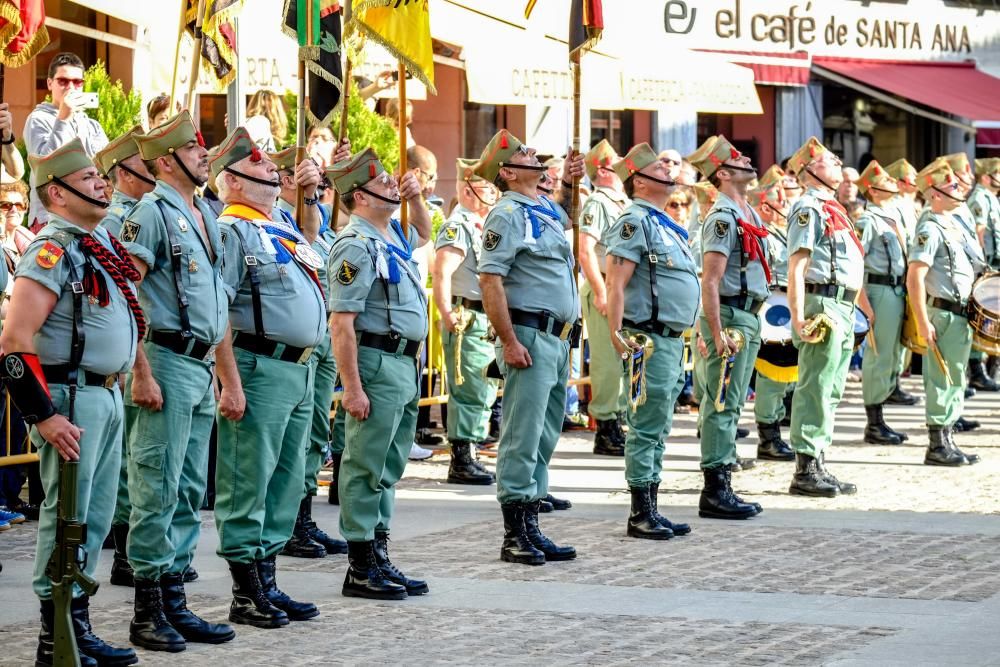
749,165,795,461
971,158,1000,270
855,160,914,446
604,143,698,540
907,160,983,467
326,148,432,599
93,124,156,589
476,129,580,566
210,128,326,626
785,137,874,497
270,146,350,558
1,139,140,666
885,158,921,240
578,139,629,457
432,157,499,485
121,111,235,651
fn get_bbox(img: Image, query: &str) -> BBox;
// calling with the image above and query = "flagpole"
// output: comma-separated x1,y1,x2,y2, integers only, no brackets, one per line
329,52,352,233
569,51,582,274
186,0,208,110
295,0,316,227
398,60,409,239
169,0,188,112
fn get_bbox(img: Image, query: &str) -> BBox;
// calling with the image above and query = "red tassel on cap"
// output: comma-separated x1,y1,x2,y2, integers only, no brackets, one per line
250,146,262,163
730,147,740,159
369,162,376,178
809,143,817,158
196,131,206,148
499,132,509,150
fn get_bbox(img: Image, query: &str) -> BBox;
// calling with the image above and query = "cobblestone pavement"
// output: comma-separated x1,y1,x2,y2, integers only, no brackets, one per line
0,377,998,665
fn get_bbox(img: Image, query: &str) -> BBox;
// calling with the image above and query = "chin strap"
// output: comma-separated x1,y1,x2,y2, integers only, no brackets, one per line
170,152,206,188
1,352,57,424
633,172,675,187
932,185,966,203
804,167,836,192
358,186,401,206
764,202,786,219
51,176,110,209
115,163,156,188
498,162,547,172
720,163,757,175
224,166,281,188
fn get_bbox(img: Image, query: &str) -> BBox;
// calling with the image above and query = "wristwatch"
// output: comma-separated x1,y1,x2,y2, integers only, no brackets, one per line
303,195,319,206
0,132,14,146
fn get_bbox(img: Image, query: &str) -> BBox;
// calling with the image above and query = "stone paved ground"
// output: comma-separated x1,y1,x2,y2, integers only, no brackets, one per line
1,377,999,665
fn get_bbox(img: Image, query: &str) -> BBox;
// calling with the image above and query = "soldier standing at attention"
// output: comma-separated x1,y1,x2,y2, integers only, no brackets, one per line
971,158,1000,270
578,139,630,457
433,157,499,485
2,139,139,666
604,143,698,540
326,149,432,599
122,111,234,651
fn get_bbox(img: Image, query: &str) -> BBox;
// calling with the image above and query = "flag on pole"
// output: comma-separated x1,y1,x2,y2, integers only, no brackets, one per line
569,0,603,58
0,0,48,67
347,0,435,94
185,0,244,89
282,0,343,128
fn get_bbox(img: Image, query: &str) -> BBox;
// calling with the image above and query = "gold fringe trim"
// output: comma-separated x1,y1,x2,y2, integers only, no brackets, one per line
0,26,49,69
754,358,799,384
0,2,22,55
346,0,437,95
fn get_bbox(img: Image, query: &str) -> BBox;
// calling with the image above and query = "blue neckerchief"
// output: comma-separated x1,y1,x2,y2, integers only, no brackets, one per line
523,197,561,239
383,219,413,284
647,207,689,242
264,216,305,264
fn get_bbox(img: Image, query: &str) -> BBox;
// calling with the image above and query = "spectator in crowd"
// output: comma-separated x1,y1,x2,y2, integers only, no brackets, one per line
665,187,693,228
23,52,109,230
838,166,862,210
385,97,415,148
0,102,24,183
1,180,30,258
245,89,288,151
407,144,443,210
357,70,394,111
146,93,171,129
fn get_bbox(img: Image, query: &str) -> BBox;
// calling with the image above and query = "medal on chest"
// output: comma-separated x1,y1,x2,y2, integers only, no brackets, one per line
294,242,324,270
177,217,189,233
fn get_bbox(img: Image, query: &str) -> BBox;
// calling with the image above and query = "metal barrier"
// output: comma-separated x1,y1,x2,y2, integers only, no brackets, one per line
0,392,38,467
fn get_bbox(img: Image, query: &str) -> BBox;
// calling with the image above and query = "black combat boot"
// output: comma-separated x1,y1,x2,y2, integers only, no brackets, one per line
924,425,967,466
129,578,186,652
71,596,138,665
109,522,134,587
183,567,198,583
300,494,347,554
280,497,327,559
698,467,757,520
447,440,495,485
543,493,572,510
817,452,857,495
226,561,289,628
788,453,839,497
946,425,981,465
343,541,408,599
257,554,319,620
780,391,794,426
954,415,981,432
37,600,98,667
863,404,904,445
626,486,673,540
499,503,546,565
649,482,691,535
523,501,577,559
725,468,763,514
968,359,1000,391
885,381,919,405
964,385,976,399
160,572,235,643
374,531,429,595
593,419,625,456
756,421,794,460
327,451,342,505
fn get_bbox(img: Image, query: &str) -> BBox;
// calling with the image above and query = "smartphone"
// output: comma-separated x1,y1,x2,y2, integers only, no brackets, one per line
390,71,413,82
78,92,99,109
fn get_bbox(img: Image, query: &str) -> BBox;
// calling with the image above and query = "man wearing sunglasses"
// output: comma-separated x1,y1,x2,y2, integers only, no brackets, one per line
24,53,109,231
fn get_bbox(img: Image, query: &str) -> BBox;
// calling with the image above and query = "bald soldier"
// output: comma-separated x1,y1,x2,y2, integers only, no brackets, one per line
578,140,630,456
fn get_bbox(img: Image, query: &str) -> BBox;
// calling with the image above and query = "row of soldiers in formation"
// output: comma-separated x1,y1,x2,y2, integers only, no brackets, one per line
1,101,998,664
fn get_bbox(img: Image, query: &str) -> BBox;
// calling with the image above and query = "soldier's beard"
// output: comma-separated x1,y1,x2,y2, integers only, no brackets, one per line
241,180,282,209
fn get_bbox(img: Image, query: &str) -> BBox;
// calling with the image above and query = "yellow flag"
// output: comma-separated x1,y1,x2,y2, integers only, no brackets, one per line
347,0,435,94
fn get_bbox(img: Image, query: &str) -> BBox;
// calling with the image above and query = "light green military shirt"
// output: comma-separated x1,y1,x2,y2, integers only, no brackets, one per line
99,190,138,238
909,209,975,302
859,203,907,279
892,195,919,241
968,184,1000,267
478,191,578,324
17,216,137,374
787,188,865,290
219,209,327,349
763,222,789,288
579,186,629,275
327,214,428,342
688,218,704,274
122,182,229,345
700,192,770,301
605,198,700,332
275,197,337,311
434,205,484,300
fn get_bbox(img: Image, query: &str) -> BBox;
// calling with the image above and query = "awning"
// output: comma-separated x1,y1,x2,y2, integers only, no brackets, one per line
699,50,811,87
813,58,1000,132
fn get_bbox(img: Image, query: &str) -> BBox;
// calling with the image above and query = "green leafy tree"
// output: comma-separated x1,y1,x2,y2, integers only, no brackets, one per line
83,61,143,141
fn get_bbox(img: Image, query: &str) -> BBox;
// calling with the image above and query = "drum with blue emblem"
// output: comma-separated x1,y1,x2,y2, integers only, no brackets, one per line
755,293,798,383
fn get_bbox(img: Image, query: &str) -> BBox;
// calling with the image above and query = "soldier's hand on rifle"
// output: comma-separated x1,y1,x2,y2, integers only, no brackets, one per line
398,171,422,202
342,386,370,421
0,103,13,143
331,138,351,165
37,414,82,461
295,158,322,198
131,372,163,411
219,383,246,421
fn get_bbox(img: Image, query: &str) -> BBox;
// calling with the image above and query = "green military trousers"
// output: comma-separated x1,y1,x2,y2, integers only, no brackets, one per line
305,334,336,497
330,409,346,454
698,306,761,469
33,383,123,598
581,282,626,421
125,342,214,580
111,429,130,526
862,283,906,406
623,332,685,487
790,295,854,457
441,309,497,442
338,346,419,541
754,376,793,424
924,306,972,426
215,348,313,563
495,324,570,504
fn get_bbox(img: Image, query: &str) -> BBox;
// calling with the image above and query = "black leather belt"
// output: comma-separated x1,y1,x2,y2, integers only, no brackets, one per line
509,308,581,341
148,330,215,361
929,297,968,318
719,295,765,315
622,318,683,338
453,297,484,313
42,365,118,389
232,333,314,364
805,283,858,303
866,274,904,288
358,332,422,358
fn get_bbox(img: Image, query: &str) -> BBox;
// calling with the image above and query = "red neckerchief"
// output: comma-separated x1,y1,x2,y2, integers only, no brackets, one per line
737,218,772,283
821,200,864,256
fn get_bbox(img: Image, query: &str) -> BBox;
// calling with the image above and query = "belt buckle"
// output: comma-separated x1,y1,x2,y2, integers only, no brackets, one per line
559,321,573,340
297,346,314,364
103,374,118,390
648,253,658,264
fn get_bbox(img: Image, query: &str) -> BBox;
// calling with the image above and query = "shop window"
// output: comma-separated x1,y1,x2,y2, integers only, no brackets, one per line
590,110,633,155
463,101,498,158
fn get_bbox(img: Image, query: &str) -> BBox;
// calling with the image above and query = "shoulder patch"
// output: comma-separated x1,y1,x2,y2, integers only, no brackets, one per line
337,260,360,285
714,219,730,238
620,222,636,240
444,226,458,241
583,213,594,227
36,242,64,269
797,210,811,226
119,220,141,243
917,232,928,247
483,230,502,251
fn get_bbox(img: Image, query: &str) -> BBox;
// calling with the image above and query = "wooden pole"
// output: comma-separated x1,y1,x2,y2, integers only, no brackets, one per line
398,60,409,239
186,0,208,110
294,1,316,226
569,52,582,273
329,54,352,233
169,0,188,112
